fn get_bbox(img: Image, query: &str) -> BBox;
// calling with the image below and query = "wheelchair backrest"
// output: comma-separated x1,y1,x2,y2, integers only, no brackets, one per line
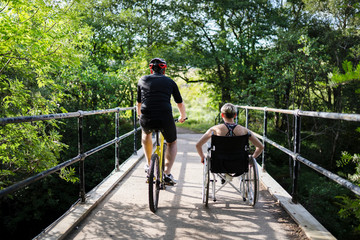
210,134,249,174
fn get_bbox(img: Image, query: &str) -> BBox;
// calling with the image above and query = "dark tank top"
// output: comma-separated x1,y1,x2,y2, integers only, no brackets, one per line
224,123,237,136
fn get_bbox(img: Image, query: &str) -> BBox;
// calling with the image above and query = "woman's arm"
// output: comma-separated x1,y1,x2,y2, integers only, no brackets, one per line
196,129,213,163
249,132,264,158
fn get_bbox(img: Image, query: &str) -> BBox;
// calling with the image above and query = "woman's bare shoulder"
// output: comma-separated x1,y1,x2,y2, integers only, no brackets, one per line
235,124,249,136
209,124,226,135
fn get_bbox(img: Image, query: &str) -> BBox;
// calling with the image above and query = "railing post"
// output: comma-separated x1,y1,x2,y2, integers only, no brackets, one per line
262,107,268,172
115,108,120,171
132,90,137,155
245,108,249,128
292,109,301,203
235,107,239,124
78,111,86,203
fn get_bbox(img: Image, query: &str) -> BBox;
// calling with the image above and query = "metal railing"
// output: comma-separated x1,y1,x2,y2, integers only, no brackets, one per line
236,106,360,203
0,107,140,202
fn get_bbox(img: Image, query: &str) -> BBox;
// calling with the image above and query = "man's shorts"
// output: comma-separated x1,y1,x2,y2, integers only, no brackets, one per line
139,115,177,143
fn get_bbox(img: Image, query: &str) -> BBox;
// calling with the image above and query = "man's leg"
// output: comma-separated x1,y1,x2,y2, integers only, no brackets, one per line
164,140,177,175
142,131,153,165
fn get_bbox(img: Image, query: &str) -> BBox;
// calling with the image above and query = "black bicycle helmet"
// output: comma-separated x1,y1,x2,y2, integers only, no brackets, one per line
149,58,167,74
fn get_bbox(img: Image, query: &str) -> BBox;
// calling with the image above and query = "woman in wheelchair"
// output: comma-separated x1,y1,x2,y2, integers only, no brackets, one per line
196,103,263,163
195,103,264,206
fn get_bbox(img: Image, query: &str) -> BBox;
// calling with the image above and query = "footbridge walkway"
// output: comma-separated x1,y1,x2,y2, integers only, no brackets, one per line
39,130,333,240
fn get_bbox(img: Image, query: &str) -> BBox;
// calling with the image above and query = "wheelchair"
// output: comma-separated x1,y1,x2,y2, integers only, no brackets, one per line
202,134,260,206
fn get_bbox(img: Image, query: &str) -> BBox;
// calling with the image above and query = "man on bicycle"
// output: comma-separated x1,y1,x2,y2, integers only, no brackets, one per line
137,58,187,185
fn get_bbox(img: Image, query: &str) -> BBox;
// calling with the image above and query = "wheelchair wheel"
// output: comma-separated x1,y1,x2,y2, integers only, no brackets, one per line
149,154,160,213
202,157,210,206
247,157,259,206
239,173,247,202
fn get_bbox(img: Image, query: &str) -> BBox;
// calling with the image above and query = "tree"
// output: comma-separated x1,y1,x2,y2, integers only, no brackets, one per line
157,0,280,105
0,0,91,188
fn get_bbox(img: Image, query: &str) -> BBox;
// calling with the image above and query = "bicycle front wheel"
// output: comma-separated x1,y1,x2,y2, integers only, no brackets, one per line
149,153,160,213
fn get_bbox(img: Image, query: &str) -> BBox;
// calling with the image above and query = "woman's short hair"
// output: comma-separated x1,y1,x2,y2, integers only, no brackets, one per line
221,103,237,119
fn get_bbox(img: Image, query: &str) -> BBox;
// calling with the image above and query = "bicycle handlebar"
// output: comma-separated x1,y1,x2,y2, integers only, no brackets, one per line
174,117,188,123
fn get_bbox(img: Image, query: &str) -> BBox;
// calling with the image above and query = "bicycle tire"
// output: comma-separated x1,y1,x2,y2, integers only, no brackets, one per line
149,153,160,213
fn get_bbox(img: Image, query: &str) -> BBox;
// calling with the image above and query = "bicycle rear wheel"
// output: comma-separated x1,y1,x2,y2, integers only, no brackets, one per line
149,153,160,213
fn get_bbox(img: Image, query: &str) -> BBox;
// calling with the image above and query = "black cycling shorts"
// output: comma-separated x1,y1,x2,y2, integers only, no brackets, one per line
139,115,177,143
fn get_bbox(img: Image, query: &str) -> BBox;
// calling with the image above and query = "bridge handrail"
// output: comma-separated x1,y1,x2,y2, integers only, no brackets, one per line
236,105,360,202
0,106,139,201
0,107,134,125
238,106,360,122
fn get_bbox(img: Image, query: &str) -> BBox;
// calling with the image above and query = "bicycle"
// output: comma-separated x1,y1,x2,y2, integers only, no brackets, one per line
148,127,166,213
148,118,186,213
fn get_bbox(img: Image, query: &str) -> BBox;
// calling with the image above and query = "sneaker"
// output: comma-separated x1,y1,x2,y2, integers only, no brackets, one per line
221,175,226,184
220,174,232,184
164,173,177,185
144,164,150,183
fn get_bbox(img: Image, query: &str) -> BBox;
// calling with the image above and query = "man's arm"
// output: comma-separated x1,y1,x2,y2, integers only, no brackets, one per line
177,102,186,123
136,102,142,117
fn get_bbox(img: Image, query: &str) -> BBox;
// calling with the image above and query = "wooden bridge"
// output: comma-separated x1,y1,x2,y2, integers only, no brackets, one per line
36,131,335,240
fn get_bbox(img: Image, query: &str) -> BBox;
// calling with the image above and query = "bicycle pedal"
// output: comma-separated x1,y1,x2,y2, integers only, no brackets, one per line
164,183,174,186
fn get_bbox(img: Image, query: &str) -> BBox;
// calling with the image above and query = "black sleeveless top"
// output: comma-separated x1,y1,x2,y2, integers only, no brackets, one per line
224,123,252,137
224,123,237,136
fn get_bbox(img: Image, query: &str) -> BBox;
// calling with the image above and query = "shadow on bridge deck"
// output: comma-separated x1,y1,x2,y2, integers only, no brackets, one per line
37,133,335,240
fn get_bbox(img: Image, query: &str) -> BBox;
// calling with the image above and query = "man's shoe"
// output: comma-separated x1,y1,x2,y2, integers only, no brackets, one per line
144,163,149,174
145,164,150,183
164,173,177,185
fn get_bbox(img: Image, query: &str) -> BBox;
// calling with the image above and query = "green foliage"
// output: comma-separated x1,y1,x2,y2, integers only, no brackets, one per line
298,170,359,239
303,0,360,29
59,167,78,184
165,0,280,104
1,0,360,238
0,1,137,238
330,61,360,87
0,175,78,239
173,78,217,123
177,120,213,133
336,196,360,232
336,151,360,233
0,0,92,188
59,64,134,111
